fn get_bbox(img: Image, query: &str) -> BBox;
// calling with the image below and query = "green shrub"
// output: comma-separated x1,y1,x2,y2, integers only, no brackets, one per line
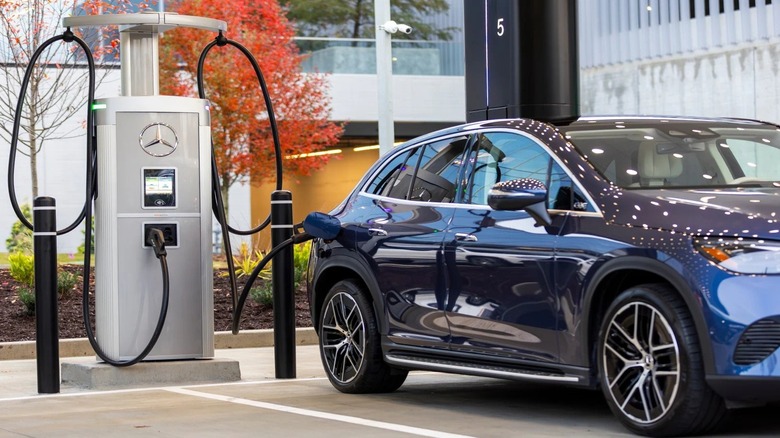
250,283,274,307
293,240,311,287
76,216,95,257
8,252,35,287
18,287,35,316
57,270,79,296
5,204,32,254
234,240,309,295
232,242,271,280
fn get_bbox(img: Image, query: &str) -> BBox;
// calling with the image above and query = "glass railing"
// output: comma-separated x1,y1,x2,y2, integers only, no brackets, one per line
294,37,464,76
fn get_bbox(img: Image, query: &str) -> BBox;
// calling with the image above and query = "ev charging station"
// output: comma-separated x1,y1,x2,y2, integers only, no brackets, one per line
62,13,226,361
92,96,213,360
8,8,340,391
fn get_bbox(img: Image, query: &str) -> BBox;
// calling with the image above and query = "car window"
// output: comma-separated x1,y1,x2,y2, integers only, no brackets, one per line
563,120,780,188
723,138,780,181
365,149,418,196
366,136,470,203
548,164,593,211
462,132,552,205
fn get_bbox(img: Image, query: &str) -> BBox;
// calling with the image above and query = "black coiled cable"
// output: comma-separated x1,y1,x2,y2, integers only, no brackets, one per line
7,29,94,235
196,31,285,333
7,28,170,367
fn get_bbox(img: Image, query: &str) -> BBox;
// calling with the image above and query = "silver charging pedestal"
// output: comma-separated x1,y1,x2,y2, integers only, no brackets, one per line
61,13,240,388
93,96,213,361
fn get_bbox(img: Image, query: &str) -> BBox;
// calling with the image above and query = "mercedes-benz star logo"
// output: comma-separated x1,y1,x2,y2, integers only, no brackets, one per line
139,122,178,157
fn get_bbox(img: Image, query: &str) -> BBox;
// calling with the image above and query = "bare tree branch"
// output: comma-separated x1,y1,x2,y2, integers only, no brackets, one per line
0,0,129,198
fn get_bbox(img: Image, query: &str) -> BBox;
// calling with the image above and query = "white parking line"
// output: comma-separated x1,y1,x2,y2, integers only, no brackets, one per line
0,377,329,403
167,387,476,438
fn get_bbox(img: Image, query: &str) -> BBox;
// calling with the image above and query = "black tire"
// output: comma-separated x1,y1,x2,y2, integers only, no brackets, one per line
318,279,408,393
597,284,726,436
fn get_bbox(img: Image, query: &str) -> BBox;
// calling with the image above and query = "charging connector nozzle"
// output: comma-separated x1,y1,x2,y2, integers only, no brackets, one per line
147,228,167,259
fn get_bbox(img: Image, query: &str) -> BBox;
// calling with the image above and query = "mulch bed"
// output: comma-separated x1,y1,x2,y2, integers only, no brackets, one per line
0,264,311,343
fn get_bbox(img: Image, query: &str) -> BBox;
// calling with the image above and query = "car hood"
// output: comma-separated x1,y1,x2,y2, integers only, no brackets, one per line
601,187,780,238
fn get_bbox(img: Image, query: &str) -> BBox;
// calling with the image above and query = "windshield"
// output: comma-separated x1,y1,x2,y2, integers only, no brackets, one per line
562,119,780,188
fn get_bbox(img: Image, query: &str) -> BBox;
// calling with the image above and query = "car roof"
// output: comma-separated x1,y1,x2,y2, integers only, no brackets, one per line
558,115,775,129
406,116,772,141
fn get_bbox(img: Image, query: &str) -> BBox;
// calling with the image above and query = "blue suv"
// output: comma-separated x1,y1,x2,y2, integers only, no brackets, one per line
306,116,780,436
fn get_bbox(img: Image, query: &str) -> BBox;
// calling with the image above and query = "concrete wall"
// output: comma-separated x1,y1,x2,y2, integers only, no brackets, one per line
581,38,780,123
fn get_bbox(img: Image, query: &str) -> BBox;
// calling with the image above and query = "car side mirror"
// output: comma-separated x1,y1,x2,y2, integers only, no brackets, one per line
487,179,552,227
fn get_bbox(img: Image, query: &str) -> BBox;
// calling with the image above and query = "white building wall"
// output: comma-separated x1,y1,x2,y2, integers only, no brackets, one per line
328,74,465,123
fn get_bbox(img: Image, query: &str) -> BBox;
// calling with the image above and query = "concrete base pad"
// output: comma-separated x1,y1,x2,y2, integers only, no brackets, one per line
61,358,241,389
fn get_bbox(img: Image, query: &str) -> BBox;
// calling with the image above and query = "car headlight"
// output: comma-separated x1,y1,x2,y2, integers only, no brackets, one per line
694,238,780,274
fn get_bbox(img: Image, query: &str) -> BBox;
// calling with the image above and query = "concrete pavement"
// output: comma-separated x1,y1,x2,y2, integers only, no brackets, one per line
0,328,319,398
0,342,633,438
1,331,779,437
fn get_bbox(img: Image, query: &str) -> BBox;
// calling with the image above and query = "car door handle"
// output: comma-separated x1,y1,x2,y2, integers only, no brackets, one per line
455,233,478,242
368,228,388,237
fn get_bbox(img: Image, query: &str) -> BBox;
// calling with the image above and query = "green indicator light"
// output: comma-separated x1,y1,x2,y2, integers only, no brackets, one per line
91,103,107,110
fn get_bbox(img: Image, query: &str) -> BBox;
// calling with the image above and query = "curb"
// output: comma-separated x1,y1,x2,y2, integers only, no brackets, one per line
0,327,318,361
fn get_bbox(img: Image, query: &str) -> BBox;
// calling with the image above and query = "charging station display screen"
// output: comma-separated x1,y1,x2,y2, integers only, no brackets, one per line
143,168,176,207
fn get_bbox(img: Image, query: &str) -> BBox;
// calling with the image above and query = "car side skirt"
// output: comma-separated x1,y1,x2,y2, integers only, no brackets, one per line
382,341,594,387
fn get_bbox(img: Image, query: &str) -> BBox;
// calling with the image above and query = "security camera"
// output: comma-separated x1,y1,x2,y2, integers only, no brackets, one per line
397,24,413,34
380,20,398,34
380,20,413,35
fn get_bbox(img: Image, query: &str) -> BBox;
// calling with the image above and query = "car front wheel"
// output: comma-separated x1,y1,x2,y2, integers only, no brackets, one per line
597,284,725,436
318,279,407,393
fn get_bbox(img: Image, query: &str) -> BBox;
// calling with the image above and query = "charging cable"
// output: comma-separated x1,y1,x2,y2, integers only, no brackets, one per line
81,227,171,367
6,28,171,367
231,212,343,333
7,28,94,235
196,31,285,328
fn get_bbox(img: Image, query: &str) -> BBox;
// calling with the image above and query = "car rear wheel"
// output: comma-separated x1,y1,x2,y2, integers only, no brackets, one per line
318,279,408,393
597,284,725,436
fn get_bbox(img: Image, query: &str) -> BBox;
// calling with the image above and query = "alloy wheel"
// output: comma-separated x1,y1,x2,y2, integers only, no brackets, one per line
320,291,366,384
602,301,681,424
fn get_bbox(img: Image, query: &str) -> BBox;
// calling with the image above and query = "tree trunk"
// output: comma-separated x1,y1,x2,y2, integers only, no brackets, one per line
30,135,38,200
351,0,364,46
220,174,230,225
28,91,39,200
29,4,41,200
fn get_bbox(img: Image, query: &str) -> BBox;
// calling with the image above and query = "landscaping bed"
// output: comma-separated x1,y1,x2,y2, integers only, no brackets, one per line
0,264,311,343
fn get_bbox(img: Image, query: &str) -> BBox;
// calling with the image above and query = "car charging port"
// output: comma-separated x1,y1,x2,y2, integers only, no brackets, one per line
144,223,178,248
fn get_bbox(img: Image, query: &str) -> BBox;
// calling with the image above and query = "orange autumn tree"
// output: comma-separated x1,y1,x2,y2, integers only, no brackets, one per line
159,0,343,218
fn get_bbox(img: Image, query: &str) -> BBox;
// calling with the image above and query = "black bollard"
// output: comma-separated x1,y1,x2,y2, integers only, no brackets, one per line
271,190,295,378
33,197,59,394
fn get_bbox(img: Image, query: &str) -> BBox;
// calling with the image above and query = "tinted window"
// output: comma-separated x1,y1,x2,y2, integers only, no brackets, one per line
367,136,469,203
365,149,419,196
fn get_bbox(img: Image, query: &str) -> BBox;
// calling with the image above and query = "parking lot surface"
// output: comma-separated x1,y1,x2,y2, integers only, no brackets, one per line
0,345,778,437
